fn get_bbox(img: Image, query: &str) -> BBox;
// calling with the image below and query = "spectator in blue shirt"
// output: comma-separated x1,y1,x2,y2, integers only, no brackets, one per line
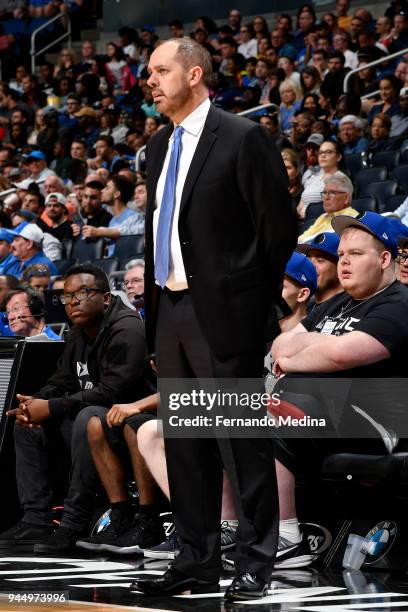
99,175,138,256
4,287,60,339
338,114,369,155
0,228,17,275
7,224,58,279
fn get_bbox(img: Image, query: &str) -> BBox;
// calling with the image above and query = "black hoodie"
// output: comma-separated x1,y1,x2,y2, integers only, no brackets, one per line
34,295,154,418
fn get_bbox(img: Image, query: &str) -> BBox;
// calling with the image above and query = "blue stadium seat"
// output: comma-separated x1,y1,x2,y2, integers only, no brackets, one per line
390,165,408,193
383,194,407,213
52,259,76,275
355,167,388,195
351,196,377,213
61,239,73,260
371,150,400,171
344,153,366,178
360,180,398,212
93,257,119,276
114,234,145,269
72,238,104,263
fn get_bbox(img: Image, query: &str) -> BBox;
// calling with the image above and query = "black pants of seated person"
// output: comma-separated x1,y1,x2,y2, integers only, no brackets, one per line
15,406,155,532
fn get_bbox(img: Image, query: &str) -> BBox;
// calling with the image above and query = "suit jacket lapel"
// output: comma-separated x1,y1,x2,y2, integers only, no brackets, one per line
179,105,220,218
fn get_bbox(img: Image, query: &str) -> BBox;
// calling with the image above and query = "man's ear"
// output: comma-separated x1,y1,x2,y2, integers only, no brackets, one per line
298,287,311,304
103,292,112,308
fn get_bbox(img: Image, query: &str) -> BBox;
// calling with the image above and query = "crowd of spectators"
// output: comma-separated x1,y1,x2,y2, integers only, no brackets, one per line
0,1,405,335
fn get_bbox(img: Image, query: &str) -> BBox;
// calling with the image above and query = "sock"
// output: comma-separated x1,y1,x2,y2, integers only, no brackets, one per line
221,519,238,528
111,500,133,519
279,518,301,543
138,504,158,517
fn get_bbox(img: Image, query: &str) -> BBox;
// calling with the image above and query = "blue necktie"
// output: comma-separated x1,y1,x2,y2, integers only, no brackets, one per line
155,125,184,288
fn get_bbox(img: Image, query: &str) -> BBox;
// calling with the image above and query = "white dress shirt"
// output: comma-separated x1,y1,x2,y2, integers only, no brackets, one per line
153,97,211,291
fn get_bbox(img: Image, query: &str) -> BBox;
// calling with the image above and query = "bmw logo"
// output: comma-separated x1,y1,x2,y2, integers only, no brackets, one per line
363,520,397,564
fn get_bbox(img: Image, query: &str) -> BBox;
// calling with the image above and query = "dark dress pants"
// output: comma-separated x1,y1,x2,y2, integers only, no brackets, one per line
156,291,279,583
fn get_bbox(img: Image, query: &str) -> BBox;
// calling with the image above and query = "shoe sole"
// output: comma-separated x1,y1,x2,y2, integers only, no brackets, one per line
274,554,315,569
76,541,104,552
143,549,177,559
101,543,144,555
224,589,268,601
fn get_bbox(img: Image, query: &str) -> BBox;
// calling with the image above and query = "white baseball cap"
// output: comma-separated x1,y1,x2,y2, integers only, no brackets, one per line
10,223,44,244
45,192,66,207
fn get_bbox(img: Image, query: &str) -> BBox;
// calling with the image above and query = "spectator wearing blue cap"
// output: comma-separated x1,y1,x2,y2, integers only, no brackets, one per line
297,232,343,308
26,150,56,187
7,224,58,279
0,229,18,275
298,172,358,242
281,251,318,332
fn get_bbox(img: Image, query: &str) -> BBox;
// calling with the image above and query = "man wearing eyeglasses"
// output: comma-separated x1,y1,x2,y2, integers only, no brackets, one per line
299,172,358,241
397,237,408,286
1,264,155,553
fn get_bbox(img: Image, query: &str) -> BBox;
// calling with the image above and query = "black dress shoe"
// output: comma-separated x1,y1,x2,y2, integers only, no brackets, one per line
130,567,220,595
225,572,268,601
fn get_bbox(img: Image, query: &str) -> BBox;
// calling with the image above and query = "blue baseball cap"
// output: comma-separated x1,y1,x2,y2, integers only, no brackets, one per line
297,232,340,260
26,150,46,161
285,251,318,294
332,211,399,258
0,229,14,244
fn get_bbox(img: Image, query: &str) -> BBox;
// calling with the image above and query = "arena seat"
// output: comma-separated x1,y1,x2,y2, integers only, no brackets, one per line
344,153,366,178
61,239,73,260
385,194,407,212
355,167,388,195
114,234,145,269
360,180,398,208
53,259,76,275
72,238,104,263
351,196,377,213
371,150,400,171
322,453,408,484
391,165,408,193
93,257,119,276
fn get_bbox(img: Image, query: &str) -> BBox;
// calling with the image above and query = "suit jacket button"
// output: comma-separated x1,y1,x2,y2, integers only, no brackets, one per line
182,241,190,246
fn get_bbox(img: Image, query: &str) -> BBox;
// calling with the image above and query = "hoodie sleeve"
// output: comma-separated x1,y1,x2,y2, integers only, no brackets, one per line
48,320,147,419
33,335,77,400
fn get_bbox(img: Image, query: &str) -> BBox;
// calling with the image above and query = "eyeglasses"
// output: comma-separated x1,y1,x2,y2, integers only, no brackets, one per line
318,150,336,156
397,252,408,263
60,287,105,305
6,305,30,316
122,278,144,289
321,190,346,198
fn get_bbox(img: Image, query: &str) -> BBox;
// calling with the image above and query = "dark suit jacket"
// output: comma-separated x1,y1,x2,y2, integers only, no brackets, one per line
144,104,297,359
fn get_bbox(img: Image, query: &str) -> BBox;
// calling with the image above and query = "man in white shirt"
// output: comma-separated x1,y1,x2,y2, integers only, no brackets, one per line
130,36,296,601
237,24,258,59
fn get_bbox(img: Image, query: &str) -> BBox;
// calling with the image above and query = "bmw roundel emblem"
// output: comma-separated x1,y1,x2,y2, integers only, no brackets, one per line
363,520,397,564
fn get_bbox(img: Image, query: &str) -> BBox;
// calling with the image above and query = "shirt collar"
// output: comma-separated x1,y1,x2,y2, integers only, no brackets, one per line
176,98,211,137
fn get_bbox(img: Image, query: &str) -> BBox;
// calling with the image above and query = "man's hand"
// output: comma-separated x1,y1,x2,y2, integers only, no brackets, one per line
71,223,82,237
7,394,40,428
8,397,50,425
106,402,141,427
82,225,98,239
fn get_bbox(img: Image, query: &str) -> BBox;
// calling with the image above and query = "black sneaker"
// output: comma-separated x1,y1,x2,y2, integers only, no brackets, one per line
77,508,134,552
0,521,53,546
275,535,315,569
223,536,315,570
221,520,237,552
34,526,83,554
143,530,181,559
98,513,165,555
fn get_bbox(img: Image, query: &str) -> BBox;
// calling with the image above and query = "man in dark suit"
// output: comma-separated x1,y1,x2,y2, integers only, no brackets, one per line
131,37,297,601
